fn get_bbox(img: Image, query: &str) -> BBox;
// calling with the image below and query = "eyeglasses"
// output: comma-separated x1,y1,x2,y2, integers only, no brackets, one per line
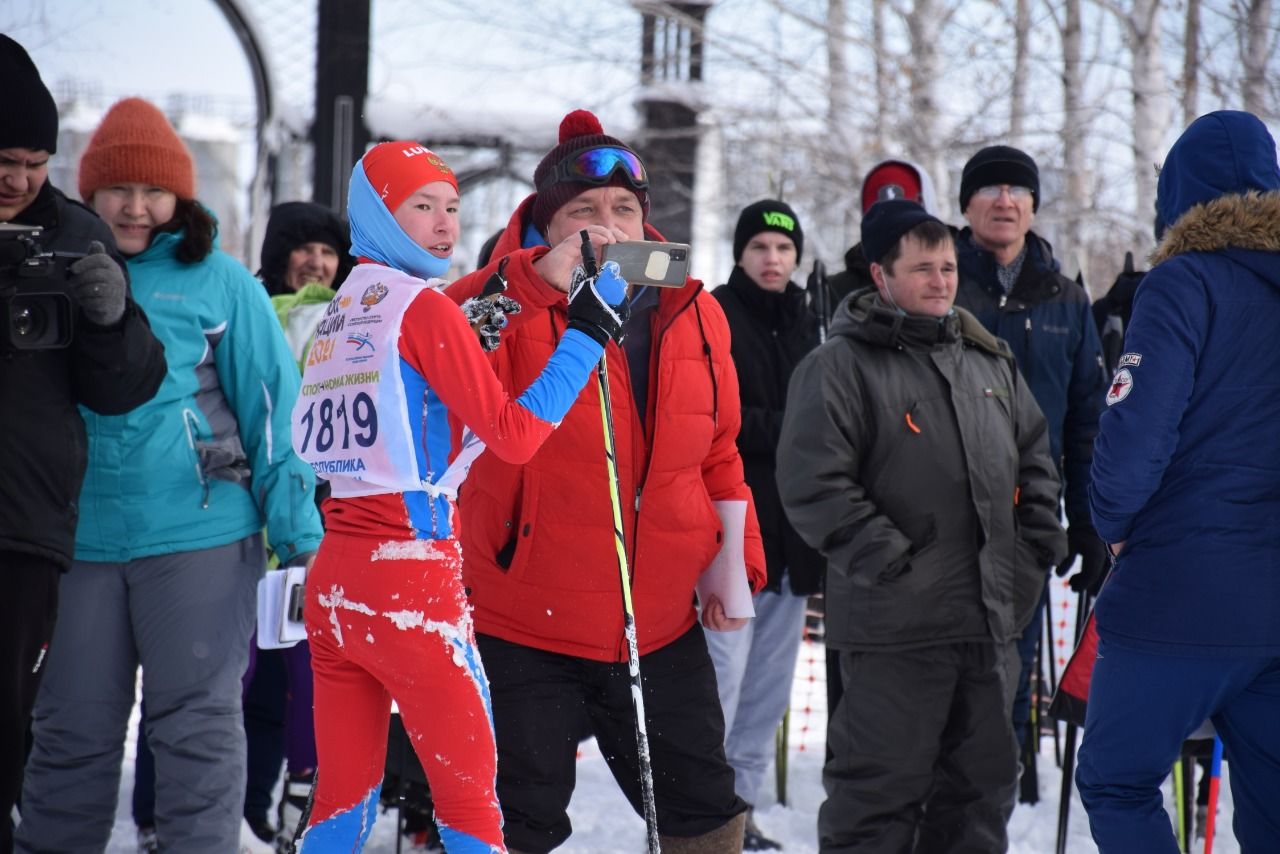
537,146,649,193
974,185,1033,201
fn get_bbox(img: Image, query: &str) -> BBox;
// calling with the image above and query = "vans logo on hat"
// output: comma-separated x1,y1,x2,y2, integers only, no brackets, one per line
762,211,795,231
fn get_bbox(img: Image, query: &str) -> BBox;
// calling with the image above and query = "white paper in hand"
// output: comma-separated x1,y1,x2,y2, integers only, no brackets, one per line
696,499,756,619
256,566,308,650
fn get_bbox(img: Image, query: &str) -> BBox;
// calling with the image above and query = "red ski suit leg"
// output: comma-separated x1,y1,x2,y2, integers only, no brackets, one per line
303,532,504,851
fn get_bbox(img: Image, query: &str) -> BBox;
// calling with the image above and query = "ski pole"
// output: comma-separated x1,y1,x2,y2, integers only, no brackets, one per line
284,771,317,854
580,231,661,854
807,259,828,343
1203,736,1223,854
1055,721,1078,854
1173,756,1187,852
1043,593,1061,766
775,706,790,807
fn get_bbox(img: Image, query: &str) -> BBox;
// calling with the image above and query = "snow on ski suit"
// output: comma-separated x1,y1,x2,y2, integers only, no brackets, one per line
294,261,607,853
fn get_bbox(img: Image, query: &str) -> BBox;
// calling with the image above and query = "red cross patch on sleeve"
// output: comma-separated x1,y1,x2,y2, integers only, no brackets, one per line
1106,368,1133,406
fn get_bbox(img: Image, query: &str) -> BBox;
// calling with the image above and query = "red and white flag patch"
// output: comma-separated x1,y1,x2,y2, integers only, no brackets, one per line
1106,368,1133,406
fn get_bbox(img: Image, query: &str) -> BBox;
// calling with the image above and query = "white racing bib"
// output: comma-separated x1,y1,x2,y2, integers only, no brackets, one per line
292,265,441,497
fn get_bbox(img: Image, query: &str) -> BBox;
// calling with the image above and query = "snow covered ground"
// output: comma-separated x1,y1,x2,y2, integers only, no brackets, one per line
95,626,1238,853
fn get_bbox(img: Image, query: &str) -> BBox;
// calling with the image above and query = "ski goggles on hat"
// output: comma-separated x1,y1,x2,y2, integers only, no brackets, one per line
537,146,649,192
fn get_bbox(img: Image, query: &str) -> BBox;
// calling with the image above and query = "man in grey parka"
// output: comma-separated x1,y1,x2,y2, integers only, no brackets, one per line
777,199,1066,853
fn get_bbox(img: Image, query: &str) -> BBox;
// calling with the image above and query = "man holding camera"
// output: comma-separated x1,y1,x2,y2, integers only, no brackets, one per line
0,35,166,849
446,109,765,853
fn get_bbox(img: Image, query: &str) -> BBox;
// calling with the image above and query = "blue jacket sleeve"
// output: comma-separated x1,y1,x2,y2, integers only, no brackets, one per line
1088,262,1207,543
515,328,603,423
1062,297,1108,528
214,257,323,563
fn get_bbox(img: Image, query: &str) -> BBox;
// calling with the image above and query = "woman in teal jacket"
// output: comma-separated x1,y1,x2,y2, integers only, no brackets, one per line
16,98,323,854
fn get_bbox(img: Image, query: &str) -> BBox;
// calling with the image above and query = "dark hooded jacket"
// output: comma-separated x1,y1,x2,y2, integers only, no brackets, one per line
1090,110,1280,656
954,230,1107,532
257,201,352,296
777,290,1065,650
825,242,873,312
0,182,167,568
713,266,825,595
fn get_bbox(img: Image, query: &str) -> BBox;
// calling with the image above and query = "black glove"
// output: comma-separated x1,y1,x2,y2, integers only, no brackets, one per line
1055,525,1110,594
567,260,629,347
70,241,127,326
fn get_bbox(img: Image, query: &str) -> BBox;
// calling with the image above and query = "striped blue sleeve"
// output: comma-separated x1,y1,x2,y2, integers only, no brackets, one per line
515,328,603,424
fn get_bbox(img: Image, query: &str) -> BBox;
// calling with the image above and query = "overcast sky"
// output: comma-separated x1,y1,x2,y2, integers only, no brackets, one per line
6,0,657,133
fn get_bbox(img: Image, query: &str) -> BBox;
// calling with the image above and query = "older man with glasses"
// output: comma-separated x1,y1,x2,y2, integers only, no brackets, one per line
951,145,1109,805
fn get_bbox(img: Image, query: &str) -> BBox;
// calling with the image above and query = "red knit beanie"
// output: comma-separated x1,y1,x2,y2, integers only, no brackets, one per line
530,110,649,236
78,98,195,201
362,141,458,214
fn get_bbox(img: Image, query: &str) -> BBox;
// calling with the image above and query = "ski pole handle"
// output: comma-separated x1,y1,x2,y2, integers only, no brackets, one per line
579,229,599,278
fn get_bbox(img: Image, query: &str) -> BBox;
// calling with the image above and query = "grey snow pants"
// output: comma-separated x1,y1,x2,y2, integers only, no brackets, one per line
15,535,262,854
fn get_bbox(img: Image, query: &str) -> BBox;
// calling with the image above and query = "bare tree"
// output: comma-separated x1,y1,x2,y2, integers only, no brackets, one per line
826,0,856,156
1098,0,1169,250
1182,0,1201,125
1010,0,1031,143
902,0,954,217
1045,0,1088,279
871,0,891,155
1240,0,1274,118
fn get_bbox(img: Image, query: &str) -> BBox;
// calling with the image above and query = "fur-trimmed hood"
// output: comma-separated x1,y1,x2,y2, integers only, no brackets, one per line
1151,190,1280,265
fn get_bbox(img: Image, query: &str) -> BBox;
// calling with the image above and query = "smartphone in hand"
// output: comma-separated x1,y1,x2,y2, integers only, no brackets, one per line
600,240,691,287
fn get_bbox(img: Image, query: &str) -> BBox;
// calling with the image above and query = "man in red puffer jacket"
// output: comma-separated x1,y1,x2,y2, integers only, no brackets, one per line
447,109,765,854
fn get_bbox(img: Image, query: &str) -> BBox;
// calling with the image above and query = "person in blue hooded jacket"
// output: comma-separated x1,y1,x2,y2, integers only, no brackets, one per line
1076,110,1280,853
16,98,323,854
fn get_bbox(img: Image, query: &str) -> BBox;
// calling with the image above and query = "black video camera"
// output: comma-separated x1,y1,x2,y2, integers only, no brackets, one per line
0,223,78,351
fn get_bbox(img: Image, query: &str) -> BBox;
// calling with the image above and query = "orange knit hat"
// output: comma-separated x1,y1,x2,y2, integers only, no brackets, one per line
78,97,195,201
361,141,457,214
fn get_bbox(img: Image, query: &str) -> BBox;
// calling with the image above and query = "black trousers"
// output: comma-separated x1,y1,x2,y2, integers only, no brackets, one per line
0,551,60,853
820,641,1018,854
477,625,747,854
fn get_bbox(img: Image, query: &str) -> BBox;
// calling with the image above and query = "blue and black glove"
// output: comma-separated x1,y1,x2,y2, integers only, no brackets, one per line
567,260,629,347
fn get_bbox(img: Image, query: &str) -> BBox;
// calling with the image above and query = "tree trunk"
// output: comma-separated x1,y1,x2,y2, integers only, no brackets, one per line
826,0,855,157
1059,0,1087,285
906,0,948,216
1181,0,1200,126
1242,0,1273,118
1010,0,1031,143
1128,0,1169,252
871,0,890,156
